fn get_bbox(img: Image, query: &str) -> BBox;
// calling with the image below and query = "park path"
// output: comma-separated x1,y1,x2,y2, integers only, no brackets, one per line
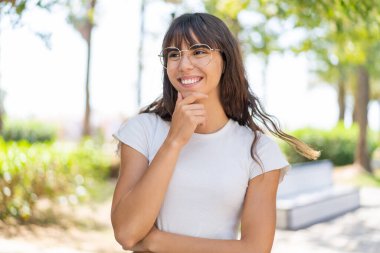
272,187,380,253
1,176,379,253
0,197,124,253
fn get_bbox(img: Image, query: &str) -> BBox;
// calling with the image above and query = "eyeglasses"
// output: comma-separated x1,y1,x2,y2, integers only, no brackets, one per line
158,44,220,69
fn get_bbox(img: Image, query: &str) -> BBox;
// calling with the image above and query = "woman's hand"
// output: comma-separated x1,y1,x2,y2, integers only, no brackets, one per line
128,226,160,252
165,91,208,148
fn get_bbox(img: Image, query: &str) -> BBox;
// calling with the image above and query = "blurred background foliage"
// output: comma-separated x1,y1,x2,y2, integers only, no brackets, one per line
282,123,379,166
2,118,57,143
0,135,113,222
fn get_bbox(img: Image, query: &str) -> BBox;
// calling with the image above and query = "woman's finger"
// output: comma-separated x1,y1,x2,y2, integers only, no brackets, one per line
181,104,205,111
194,115,206,126
179,92,208,105
189,109,207,116
177,91,183,103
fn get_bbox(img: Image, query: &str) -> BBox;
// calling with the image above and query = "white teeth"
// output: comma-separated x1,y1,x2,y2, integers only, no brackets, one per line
181,78,201,85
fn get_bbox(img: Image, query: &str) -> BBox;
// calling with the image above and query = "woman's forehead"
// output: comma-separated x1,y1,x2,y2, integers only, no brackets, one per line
165,27,217,49
169,40,200,49
168,31,199,47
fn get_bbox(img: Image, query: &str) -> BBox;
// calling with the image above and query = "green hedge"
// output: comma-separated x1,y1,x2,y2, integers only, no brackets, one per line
281,123,379,166
0,137,112,222
1,118,57,143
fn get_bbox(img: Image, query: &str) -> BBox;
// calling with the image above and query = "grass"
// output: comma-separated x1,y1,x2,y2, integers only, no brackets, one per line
354,170,380,187
334,165,380,188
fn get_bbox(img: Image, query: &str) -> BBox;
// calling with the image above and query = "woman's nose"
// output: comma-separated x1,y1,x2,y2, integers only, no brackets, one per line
178,52,194,70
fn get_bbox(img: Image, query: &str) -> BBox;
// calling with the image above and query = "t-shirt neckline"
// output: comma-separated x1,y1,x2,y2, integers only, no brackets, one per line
191,119,233,141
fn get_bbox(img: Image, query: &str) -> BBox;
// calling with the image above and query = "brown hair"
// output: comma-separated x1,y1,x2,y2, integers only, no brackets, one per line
141,13,319,163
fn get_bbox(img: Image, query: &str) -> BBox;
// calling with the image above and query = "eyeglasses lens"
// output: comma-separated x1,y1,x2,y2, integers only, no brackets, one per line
159,44,213,68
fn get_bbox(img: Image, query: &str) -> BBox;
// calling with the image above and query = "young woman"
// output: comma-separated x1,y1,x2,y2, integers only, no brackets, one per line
111,13,319,253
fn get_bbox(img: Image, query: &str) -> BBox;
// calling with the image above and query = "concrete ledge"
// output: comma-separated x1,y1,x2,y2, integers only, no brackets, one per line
276,160,360,230
277,188,360,230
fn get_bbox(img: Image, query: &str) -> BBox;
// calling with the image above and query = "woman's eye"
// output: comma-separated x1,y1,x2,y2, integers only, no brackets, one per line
168,52,180,59
193,49,207,56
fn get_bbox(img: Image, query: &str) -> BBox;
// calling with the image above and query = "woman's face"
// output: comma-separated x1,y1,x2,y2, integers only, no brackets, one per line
166,40,224,100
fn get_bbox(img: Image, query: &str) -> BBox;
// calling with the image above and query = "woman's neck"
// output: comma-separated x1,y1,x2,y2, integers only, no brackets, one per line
194,97,228,134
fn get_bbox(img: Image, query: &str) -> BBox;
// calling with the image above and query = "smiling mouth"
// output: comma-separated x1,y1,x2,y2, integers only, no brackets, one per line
178,77,203,85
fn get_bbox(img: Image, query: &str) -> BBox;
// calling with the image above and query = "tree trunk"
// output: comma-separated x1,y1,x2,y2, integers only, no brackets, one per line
82,0,96,137
378,100,380,143
136,0,146,108
261,56,269,106
337,74,346,122
0,12,3,133
352,85,358,124
82,34,91,136
354,65,372,173
0,87,4,133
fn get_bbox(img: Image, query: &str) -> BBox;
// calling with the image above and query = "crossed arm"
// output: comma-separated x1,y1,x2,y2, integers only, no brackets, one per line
111,143,282,253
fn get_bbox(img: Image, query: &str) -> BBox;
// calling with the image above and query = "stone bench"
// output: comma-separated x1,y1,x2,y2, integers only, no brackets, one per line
276,160,360,230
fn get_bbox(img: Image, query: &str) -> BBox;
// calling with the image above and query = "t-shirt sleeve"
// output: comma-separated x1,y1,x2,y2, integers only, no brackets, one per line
112,114,150,159
248,134,290,183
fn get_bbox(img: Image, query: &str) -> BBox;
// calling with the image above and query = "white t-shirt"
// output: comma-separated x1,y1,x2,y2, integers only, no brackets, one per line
113,113,290,240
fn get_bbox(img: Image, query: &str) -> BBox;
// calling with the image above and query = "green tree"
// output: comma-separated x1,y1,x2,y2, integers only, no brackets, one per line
204,0,290,105
0,0,58,133
254,0,380,172
66,0,97,137
203,0,250,38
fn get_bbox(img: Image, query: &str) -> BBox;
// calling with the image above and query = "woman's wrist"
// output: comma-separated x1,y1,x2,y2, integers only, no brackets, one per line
163,137,184,151
146,227,162,252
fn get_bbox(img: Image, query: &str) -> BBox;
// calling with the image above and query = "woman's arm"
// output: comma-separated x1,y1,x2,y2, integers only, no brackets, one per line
131,169,282,253
111,92,208,249
111,141,181,248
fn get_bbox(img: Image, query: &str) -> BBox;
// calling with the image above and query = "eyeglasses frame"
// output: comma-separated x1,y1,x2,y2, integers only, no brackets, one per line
158,43,221,69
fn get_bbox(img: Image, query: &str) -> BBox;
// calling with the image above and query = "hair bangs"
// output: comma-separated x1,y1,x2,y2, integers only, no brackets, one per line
163,13,220,50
